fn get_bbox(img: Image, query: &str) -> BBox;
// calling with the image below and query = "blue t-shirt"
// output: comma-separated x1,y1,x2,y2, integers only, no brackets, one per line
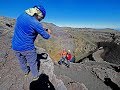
12,12,50,51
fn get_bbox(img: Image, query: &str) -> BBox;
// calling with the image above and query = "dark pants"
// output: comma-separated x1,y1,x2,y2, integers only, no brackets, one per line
14,49,39,78
58,56,70,67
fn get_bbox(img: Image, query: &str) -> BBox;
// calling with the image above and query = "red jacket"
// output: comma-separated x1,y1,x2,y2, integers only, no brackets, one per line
66,53,72,61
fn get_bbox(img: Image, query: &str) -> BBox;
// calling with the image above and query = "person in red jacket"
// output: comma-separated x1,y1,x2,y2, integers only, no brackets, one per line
66,50,72,61
65,50,72,67
58,49,73,68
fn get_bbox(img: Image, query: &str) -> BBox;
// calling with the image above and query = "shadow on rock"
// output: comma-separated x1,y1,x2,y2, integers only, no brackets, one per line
30,73,55,90
6,23,13,27
104,78,120,90
97,41,120,65
37,53,48,71
110,65,120,72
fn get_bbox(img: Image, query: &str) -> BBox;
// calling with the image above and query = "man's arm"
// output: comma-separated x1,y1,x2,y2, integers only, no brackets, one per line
34,23,51,39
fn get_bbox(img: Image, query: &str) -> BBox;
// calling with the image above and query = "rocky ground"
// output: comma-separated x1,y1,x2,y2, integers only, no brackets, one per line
0,47,120,90
0,16,120,90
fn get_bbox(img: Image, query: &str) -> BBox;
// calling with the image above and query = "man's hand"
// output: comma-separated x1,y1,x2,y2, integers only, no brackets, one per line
46,29,52,34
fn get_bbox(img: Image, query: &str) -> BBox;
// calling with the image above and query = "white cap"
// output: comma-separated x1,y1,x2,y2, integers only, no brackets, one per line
68,50,71,52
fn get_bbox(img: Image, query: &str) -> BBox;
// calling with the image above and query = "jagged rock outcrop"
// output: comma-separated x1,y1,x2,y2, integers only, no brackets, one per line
1,48,120,90
0,47,67,90
36,47,67,90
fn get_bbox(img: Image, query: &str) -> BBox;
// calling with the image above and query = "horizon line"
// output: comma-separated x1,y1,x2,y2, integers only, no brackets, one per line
0,15,120,31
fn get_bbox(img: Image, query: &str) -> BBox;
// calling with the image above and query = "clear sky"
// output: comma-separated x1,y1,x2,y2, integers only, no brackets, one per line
0,0,120,29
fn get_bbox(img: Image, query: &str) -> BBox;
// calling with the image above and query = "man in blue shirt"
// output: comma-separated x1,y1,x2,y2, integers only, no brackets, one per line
12,5,51,80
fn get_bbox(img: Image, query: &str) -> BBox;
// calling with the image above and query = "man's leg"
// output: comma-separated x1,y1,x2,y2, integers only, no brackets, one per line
14,51,29,74
66,60,70,68
63,58,70,67
25,49,39,78
58,56,66,65
58,58,63,65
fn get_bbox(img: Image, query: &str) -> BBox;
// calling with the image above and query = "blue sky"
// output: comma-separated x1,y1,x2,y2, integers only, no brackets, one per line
0,0,120,29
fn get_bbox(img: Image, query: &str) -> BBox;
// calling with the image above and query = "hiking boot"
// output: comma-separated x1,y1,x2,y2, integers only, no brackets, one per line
24,66,30,77
25,73,29,77
32,76,39,81
66,65,70,68
58,61,62,65
25,71,30,77
32,72,42,81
